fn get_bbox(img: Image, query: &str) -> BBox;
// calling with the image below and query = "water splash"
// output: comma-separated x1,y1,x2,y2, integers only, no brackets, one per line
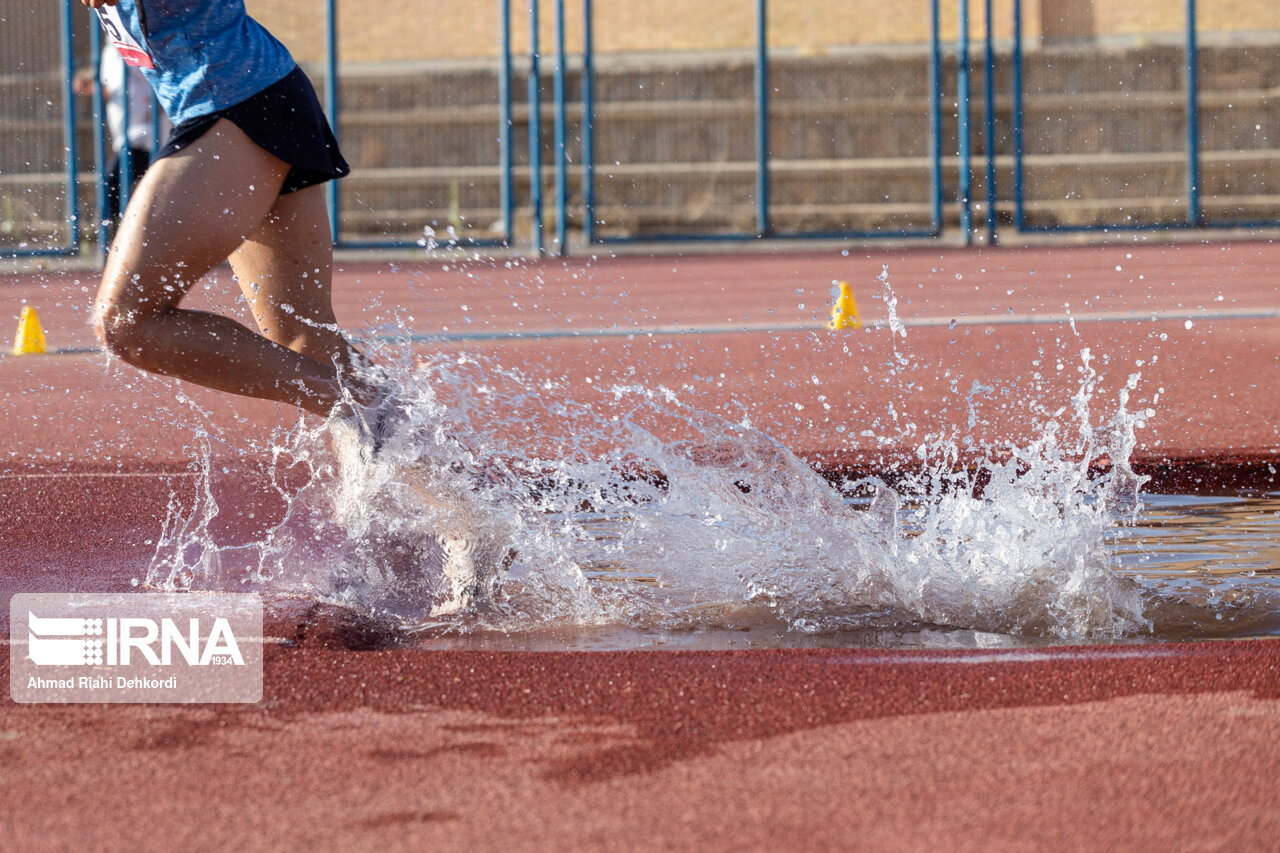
881,352,1152,639
146,334,1155,643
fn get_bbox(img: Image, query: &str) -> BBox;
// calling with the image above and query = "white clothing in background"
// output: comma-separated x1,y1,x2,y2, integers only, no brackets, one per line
99,42,161,153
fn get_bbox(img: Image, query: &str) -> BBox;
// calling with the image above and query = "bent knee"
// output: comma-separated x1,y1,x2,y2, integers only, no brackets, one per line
94,300,161,366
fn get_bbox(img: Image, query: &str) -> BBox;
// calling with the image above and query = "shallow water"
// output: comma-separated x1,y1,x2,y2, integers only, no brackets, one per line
140,273,1280,650
141,348,1280,651
389,494,1280,651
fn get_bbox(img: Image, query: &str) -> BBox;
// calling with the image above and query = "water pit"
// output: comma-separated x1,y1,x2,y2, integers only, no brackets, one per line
142,338,1280,652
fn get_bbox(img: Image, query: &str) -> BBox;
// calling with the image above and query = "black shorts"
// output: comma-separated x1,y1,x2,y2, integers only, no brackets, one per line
156,66,350,195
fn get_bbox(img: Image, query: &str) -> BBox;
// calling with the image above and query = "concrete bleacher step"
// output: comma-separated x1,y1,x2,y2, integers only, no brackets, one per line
8,39,1280,243
330,150,1280,239
337,106,505,169
1018,89,1280,154
326,66,501,111
8,87,1276,181
7,145,1280,245
338,157,946,215
0,172,92,252
0,121,71,173
343,148,1280,202
0,172,79,223
334,195,1280,241
331,89,1280,171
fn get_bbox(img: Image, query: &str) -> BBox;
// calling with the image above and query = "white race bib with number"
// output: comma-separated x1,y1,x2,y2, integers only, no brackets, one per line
95,6,154,69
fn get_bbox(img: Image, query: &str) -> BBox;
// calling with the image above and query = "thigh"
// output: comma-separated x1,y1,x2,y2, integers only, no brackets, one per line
229,185,348,360
97,119,291,321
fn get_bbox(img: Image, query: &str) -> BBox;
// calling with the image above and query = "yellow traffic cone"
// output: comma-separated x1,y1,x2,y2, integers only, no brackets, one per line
12,305,47,355
828,282,860,330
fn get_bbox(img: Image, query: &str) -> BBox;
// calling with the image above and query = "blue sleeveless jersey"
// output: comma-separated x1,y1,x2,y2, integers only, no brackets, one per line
98,0,296,126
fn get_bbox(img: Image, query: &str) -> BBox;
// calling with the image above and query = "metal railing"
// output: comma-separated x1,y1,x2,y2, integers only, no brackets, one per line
2,0,81,257
1007,0,1204,235
567,0,946,253
7,0,1280,260
320,0,516,251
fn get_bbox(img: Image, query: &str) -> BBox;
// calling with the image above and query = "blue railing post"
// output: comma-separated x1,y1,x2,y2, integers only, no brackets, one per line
1185,0,1201,226
929,0,943,233
528,0,545,255
119,58,133,215
983,0,998,245
500,0,515,246
89,20,108,258
754,0,769,237
552,0,568,255
581,0,596,245
61,0,81,253
150,91,162,157
324,0,340,245
957,0,973,245
1011,0,1025,231
747,0,768,235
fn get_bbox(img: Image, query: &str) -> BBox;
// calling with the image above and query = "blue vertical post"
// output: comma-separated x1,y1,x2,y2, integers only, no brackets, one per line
1185,0,1201,226
90,20,108,257
119,59,133,214
552,0,568,255
982,0,997,245
499,0,515,246
581,0,596,244
957,0,972,245
528,0,545,255
929,0,943,232
150,92,162,156
61,0,81,252
1011,0,1025,231
754,0,769,237
324,0,340,244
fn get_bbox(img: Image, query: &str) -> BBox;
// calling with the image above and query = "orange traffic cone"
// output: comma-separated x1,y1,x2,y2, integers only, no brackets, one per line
11,305,47,355
828,282,860,330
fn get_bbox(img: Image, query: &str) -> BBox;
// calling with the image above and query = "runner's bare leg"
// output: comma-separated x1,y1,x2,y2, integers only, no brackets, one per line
94,119,373,415
228,183,364,375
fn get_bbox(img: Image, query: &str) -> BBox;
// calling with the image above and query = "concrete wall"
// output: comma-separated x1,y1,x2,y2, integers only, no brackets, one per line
246,0,1025,64
247,0,1279,66
0,0,64,75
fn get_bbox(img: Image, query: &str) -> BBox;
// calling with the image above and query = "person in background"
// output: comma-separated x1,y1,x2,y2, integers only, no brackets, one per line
73,41,166,238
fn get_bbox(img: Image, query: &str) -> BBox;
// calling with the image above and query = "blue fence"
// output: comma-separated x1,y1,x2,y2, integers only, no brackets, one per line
5,0,1278,259
572,0,945,251
318,0,515,251
1008,0,1203,235
0,1,81,257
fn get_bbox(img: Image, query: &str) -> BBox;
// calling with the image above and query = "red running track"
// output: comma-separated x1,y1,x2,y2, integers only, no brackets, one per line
2,242,1280,849
5,241,1280,483
2,640,1278,850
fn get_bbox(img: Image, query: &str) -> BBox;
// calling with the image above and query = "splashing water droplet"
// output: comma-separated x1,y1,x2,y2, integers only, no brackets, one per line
143,317,1159,648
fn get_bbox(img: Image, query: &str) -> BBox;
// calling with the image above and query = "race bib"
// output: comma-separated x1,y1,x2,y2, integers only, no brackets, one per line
95,6,154,69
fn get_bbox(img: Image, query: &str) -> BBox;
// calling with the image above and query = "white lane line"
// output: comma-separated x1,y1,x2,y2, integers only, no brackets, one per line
0,345,100,358
0,634,1258,657
825,645,1198,665
0,471,197,479
0,631,1235,656
397,305,1280,344
2,635,292,646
